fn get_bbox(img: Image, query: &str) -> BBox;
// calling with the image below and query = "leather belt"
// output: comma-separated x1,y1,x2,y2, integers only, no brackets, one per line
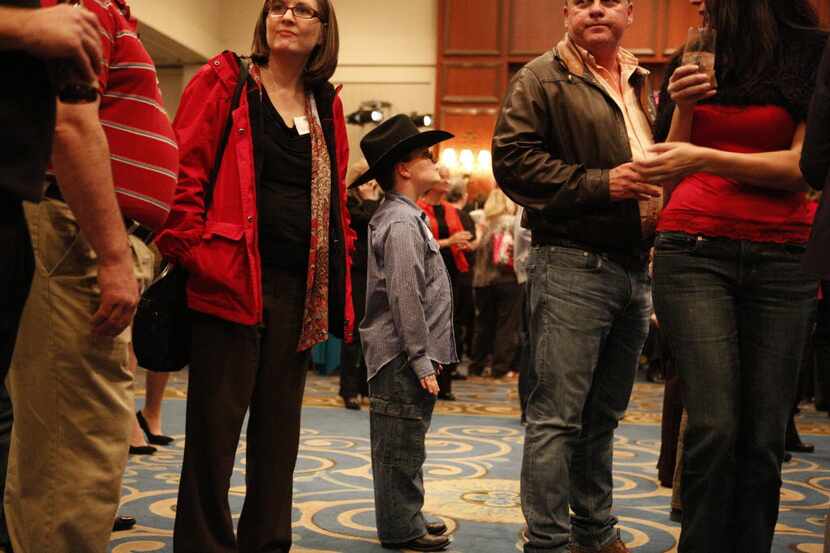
44,177,155,245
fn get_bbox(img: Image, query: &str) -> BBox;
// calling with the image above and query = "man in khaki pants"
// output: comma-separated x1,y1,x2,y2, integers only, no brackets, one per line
4,1,178,551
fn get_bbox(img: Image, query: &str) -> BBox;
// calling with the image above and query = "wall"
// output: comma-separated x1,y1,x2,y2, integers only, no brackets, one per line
142,0,439,166
130,0,225,59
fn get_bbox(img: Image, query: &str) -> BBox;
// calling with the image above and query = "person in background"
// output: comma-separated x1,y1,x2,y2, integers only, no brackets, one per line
799,30,830,553
5,0,175,550
638,0,826,550
358,114,456,552
471,188,521,379
129,351,175,454
513,205,534,422
0,3,104,550
445,179,478,375
155,1,353,551
340,159,381,410
418,165,473,400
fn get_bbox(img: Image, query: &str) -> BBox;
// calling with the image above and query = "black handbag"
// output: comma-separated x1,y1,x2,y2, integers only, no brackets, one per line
132,56,250,372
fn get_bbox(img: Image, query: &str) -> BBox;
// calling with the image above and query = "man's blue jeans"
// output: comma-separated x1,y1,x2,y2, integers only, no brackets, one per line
522,246,652,553
653,232,817,553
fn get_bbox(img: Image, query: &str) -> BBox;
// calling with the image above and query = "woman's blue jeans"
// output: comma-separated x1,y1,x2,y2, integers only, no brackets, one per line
653,232,818,553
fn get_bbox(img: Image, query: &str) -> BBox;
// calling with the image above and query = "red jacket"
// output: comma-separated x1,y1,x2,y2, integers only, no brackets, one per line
156,52,355,341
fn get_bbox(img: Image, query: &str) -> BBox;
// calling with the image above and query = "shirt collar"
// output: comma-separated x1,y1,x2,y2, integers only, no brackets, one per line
386,191,428,222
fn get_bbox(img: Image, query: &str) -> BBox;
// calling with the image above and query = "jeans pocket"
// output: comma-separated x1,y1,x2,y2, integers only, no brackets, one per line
654,232,701,255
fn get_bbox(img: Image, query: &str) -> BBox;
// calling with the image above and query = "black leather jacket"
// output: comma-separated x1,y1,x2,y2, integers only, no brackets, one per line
492,38,656,267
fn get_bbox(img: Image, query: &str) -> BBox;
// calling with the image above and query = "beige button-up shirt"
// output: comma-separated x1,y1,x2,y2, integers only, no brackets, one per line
567,37,663,237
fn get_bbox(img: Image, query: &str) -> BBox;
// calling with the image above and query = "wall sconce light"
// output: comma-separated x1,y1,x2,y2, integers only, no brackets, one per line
346,108,384,126
459,149,475,174
346,100,390,126
410,113,433,128
440,147,458,169
477,149,492,173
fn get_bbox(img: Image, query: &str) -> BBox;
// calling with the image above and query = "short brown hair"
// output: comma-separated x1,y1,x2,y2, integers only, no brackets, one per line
251,0,340,88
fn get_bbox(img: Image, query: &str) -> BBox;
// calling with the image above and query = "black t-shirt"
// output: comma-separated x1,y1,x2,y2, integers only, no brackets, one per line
432,204,476,282
256,93,312,272
347,196,380,274
0,0,55,204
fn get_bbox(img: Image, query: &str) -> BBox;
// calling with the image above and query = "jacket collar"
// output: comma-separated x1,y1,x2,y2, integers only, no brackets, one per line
554,35,649,81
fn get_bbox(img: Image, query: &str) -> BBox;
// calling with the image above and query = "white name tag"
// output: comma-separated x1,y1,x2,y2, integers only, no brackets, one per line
294,116,310,136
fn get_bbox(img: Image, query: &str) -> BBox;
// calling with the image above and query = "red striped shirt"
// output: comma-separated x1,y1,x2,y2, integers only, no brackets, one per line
44,0,179,231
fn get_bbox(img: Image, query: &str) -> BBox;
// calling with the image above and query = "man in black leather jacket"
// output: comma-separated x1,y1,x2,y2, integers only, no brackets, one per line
492,1,660,552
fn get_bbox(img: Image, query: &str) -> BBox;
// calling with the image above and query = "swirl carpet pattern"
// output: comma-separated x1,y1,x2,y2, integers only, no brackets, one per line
109,373,830,552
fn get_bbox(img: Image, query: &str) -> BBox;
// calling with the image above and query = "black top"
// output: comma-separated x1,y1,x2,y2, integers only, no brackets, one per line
256,93,312,272
347,196,380,274
431,203,475,283
431,204,455,279
0,0,55,205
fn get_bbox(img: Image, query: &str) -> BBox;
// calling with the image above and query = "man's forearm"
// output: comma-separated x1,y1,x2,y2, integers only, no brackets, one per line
51,100,131,264
0,7,33,50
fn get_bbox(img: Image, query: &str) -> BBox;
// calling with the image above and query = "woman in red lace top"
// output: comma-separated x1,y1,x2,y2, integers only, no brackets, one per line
635,1,827,551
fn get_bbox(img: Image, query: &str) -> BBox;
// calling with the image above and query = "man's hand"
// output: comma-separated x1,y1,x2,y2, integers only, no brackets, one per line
420,373,440,396
608,163,663,201
91,250,139,337
19,4,103,82
667,64,717,109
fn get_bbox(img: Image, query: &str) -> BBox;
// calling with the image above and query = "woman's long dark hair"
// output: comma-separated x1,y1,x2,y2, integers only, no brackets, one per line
707,0,824,90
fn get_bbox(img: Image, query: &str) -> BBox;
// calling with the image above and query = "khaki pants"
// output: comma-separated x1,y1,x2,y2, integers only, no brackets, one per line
4,199,153,553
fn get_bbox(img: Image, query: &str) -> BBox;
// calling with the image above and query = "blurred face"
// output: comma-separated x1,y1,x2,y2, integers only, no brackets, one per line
690,0,706,18
432,166,452,194
266,0,324,59
401,148,442,196
565,0,633,54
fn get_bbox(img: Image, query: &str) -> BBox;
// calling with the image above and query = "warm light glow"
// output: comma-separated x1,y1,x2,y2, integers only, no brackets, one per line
477,149,492,173
459,149,475,174
440,148,458,169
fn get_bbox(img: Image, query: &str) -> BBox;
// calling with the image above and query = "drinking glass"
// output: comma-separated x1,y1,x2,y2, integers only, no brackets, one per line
682,27,717,88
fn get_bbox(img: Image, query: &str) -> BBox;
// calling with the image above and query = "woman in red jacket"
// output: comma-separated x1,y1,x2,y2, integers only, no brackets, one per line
155,1,352,551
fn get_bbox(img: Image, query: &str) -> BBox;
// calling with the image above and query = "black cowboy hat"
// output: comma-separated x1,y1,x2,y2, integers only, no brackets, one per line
351,114,453,188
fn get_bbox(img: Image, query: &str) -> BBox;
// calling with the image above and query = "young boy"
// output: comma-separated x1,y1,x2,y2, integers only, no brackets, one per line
355,115,458,552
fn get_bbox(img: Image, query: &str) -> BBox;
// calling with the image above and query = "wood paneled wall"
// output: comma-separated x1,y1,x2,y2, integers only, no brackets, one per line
435,0,830,158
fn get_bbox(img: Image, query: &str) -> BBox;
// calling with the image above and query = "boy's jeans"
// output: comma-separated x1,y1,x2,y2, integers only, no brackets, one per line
369,354,436,544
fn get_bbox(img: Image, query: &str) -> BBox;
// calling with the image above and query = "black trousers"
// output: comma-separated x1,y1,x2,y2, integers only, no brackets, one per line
174,268,310,553
339,269,368,399
0,200,32,548
470,282,522,376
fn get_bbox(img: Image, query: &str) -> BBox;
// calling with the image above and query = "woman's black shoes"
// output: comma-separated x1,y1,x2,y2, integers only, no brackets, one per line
344,397,361,410
129,445,157,455
136,410,174,446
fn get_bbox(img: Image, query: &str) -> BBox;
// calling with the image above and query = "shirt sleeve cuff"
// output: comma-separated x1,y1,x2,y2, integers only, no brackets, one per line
410,357,436,380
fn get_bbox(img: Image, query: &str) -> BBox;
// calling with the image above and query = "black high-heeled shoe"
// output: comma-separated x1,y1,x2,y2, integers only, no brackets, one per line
136,410,174,446
129,444,157,455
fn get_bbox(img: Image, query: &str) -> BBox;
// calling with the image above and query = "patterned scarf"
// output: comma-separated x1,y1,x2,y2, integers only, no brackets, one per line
297,93,331,351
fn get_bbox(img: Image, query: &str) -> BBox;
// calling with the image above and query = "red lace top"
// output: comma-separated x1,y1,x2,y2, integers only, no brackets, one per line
657,104,814,244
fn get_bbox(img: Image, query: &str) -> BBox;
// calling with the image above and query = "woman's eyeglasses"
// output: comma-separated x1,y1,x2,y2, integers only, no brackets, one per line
269,2,321,20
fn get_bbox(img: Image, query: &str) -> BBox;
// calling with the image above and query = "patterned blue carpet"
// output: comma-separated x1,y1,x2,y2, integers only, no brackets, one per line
109,374,830,552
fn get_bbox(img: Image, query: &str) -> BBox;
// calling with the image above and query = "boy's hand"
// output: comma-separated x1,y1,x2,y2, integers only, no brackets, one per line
420,374,440,396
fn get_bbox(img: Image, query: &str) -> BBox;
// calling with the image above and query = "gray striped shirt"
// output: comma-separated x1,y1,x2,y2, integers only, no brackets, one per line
360,192,458,381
